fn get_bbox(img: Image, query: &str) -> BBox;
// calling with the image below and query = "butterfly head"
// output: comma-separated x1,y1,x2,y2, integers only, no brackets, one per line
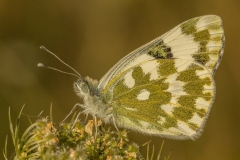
74,76,99,98
74,78,90,99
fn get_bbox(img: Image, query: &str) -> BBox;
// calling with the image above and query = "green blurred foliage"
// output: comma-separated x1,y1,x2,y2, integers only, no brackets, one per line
0,0,239,159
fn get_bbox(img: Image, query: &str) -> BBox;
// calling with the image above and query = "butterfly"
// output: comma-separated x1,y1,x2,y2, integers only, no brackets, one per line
40,15,225,140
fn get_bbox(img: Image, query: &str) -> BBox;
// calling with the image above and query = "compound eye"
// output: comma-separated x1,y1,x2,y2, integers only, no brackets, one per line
81,82,89,93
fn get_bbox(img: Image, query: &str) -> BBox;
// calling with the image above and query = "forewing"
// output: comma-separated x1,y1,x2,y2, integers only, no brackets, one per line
102,59,215,140
98,15,224,91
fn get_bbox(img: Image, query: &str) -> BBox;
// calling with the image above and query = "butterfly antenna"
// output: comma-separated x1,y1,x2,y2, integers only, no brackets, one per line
38,63,79,78
39,46,82,78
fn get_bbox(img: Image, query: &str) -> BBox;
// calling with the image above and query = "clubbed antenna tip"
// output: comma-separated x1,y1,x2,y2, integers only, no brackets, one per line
37,63,45,67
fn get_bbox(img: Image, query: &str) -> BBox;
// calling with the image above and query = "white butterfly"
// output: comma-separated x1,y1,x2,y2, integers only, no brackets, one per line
40,15,225,140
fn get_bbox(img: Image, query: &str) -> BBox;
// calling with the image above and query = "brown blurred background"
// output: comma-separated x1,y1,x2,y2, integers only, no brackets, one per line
0,0,239,159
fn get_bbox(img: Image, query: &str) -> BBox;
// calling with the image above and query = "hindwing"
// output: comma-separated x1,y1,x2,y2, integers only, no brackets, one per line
102,59,214,139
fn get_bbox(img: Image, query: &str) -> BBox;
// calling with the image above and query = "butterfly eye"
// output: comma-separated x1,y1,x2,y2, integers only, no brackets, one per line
80,82,89,94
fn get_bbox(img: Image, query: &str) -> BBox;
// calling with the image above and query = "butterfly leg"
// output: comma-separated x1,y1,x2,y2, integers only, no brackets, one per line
94,115,98,140
70,110,86,130
84,112,89,123
60,103,85,124
109,114,119,132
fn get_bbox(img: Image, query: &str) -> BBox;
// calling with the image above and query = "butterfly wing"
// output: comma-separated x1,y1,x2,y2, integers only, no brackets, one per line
102,59,215,140
98,15,224,140
98,15,224,91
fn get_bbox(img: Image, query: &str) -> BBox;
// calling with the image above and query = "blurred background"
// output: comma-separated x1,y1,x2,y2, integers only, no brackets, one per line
0,0,239,159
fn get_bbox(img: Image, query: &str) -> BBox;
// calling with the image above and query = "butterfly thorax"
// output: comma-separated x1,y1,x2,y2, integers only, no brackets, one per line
74,76,113,123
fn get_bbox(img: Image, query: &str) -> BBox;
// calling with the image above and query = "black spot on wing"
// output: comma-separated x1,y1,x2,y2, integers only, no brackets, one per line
148,39,173,59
